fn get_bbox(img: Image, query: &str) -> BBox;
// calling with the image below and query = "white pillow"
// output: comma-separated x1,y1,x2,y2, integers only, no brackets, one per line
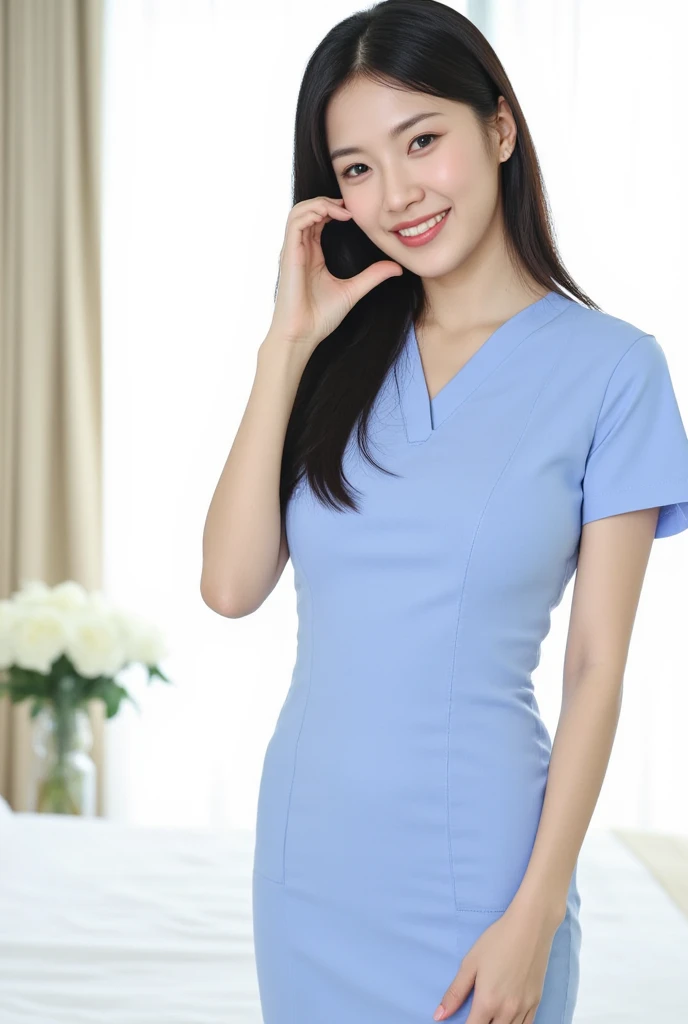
0,794,12,817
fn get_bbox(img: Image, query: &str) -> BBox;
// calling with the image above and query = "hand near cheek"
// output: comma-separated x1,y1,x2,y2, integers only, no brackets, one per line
432,904,560,1024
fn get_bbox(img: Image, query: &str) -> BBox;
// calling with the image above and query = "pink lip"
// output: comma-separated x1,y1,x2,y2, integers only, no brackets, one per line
393,209,450,247
390,208,450,232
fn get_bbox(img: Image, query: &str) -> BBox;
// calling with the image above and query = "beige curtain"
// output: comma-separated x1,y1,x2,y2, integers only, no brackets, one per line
0,0,105,813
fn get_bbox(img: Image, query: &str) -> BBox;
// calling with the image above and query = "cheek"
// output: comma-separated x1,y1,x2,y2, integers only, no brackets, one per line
343,196,375,226
432,144,480,195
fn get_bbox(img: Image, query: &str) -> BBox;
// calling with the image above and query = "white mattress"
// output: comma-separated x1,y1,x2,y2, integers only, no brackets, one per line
0,813,686,1023
0,813,259,1023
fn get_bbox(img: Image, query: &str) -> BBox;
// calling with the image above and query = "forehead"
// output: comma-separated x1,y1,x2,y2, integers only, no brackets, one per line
325,79,460,152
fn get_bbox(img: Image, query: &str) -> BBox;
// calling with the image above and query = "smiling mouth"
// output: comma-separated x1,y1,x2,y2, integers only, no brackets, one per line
395,209,449,235
392,209,451,246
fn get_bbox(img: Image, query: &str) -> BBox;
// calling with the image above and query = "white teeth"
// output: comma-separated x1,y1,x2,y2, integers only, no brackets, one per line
397,210,448,237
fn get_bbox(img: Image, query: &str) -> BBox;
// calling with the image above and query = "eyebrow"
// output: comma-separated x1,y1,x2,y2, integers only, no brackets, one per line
329,111,444,162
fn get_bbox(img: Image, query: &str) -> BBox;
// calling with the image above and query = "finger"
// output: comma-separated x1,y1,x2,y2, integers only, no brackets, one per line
281,210,337,260
309,212,331,247
461,984,502,1024
290,208,350,232
463,999,496,1024
307,219,329,262
282,205,351,252
291,201,352,225
290,208,352,248
344,261,404,307
294,195,345,212
309,202,352,219
298,213,330,262
311,208,354,249
496,1001,526,1024
434,965,476,1021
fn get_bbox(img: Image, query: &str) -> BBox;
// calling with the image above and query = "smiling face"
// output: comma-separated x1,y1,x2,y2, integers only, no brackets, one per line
326,76,515,278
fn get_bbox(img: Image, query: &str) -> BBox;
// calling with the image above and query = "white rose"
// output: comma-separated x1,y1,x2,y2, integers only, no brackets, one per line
46,580,90,612
12,605,72,674
64,607,128,679
111,610,167,667
0,600,20,670
12,580,52,606
4,582,168,680
127,618,168,667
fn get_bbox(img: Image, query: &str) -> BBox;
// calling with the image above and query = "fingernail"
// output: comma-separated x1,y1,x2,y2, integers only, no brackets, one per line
433,1006,446,1021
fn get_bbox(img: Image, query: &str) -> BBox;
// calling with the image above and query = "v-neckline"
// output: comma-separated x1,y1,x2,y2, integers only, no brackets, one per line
400,290,571,443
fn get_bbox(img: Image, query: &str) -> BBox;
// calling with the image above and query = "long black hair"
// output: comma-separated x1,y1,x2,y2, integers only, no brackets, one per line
278,0,598,519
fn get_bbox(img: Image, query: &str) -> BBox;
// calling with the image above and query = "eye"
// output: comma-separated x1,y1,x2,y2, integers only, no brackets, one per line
410,132,440,152
341,133,440,180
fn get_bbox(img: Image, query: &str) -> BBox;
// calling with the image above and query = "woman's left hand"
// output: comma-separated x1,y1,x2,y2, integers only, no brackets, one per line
432,900,563,1023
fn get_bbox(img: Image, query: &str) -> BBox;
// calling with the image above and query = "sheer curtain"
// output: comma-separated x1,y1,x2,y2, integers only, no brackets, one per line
491,0,688,835
102,0,688,834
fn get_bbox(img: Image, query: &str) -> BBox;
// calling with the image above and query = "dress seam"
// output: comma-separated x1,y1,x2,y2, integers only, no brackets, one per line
560,920,574,1024
586,332,653,459
280,545,316,886
446,344,568,913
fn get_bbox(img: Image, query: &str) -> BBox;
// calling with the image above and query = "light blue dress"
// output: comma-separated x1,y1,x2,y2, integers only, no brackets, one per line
251,290,688,1023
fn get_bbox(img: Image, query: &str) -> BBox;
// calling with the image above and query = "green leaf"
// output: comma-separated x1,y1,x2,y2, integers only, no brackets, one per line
87,679,123,718
147,664,172,684
29,698,46,719
0,658,171,720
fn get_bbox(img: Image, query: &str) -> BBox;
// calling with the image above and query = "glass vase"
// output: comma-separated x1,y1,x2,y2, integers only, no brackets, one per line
30,704,96,815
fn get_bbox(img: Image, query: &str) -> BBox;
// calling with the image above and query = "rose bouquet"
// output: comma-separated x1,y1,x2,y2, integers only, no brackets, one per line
0,579,172,813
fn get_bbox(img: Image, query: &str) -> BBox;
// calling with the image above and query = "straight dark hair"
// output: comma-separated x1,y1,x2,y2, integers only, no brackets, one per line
278,0,598,519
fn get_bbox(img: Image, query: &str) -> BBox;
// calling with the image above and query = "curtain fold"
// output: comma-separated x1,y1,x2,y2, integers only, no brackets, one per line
0,0,105,813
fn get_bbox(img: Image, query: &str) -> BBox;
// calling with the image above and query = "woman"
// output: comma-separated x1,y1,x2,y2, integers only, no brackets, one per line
201,2,688,1021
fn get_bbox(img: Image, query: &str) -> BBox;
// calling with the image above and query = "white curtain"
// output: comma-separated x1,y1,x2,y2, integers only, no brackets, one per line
102,0,688,834
490,0,688,834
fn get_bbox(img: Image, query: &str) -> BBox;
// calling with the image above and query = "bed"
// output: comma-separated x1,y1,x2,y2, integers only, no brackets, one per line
0,798,686,1023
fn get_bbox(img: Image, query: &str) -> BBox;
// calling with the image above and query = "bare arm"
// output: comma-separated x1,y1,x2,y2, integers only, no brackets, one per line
200,334,310,618
509,505,660,923
200,193,403,617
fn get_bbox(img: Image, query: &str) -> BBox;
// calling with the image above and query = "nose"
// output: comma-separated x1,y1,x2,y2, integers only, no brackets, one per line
379,167,425,219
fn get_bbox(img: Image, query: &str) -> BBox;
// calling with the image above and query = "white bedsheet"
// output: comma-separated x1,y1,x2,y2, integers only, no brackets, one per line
0,814,686,1023
0,814,259,1023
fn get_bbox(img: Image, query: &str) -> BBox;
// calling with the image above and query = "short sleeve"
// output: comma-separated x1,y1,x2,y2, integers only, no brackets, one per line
581,333,688,538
